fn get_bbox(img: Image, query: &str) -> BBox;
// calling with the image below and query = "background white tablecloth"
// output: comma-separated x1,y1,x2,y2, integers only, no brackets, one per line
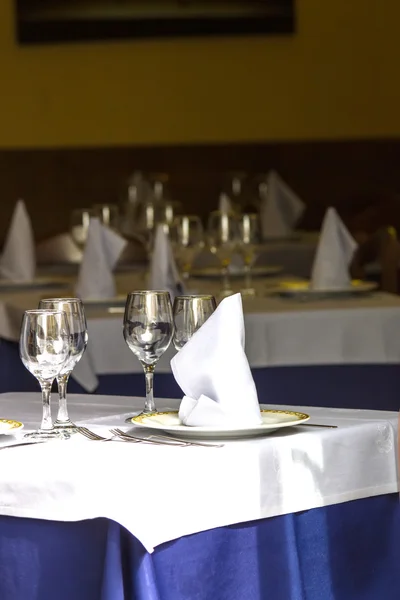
0,393,397,553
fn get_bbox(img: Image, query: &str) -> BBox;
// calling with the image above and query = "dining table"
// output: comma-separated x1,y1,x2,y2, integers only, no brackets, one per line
0,392,398,600
0,268,399,411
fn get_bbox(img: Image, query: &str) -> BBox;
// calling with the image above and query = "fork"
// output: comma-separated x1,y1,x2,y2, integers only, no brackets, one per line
76,427,115,442
111,428,223,448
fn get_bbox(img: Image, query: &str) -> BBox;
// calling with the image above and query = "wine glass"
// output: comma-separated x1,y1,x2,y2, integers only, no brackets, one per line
19,310,71,440
237,213,262,296
123,291,174,413
70,208,98,249
92,204,120,229
170,215,204,279
207,211,238,297
38,298,88,433
173,295,217,351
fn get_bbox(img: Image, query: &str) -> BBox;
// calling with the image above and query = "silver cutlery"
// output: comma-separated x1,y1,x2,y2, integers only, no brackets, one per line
0,441,46,450
111,428,223,448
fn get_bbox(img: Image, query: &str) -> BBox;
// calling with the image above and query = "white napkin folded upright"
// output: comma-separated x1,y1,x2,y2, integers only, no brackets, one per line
311,207,357,290
76,218,126,300
260,170,305,239
0,200,35,281
149,224,185,300
171,293,261,428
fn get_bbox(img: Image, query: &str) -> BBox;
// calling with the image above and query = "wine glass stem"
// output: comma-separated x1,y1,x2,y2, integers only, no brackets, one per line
56,373,71,423
245,264,252,290
223,266,230,292
39,381,53,431
143,365,156,413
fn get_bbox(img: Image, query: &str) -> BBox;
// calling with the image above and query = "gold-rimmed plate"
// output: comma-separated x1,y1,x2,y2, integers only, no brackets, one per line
276,280,377,298
0,419,24,435
130,409,309,440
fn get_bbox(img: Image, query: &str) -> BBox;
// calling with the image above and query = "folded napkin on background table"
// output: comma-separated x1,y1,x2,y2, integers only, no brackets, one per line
260,170,305,239
149,224,185,300
0,200,35,281
311,207,357,290
171,293,261,427
76,218,126,300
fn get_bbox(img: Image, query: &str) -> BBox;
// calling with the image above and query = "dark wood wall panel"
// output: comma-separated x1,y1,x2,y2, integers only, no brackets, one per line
0,139,400,244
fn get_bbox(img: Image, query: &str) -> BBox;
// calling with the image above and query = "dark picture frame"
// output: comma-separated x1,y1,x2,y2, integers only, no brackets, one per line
16,1,295,45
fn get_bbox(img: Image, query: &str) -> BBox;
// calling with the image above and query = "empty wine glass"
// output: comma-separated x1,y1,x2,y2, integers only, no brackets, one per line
92,204,120,229
237,213,262,296
70,208,98,249
207,210,238,297
39,298,88,433
123,291,174,413
173,295,216,351
19,310,71,440
171,215,204,279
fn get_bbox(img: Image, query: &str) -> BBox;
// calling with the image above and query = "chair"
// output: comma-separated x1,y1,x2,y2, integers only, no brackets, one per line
350,227,400,294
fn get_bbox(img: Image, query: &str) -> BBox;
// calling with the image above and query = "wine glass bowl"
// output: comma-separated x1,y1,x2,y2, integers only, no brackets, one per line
207,211,238,296
171,215,204,278
237,213,262,296
123,291,174,413
173,295,217,351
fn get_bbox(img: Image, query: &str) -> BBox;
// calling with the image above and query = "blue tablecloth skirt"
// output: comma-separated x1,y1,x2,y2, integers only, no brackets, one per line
0,493,398,600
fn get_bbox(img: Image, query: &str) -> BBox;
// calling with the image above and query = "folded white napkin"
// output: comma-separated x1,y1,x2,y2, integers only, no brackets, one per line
149,224,185,299
76,218,127,300
0,200,35,281
260,170,305,239
311,207,357,290
218,193,233,213
171,293,261,427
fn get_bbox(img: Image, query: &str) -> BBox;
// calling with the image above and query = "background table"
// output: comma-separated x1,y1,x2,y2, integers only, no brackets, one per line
0,393,398,600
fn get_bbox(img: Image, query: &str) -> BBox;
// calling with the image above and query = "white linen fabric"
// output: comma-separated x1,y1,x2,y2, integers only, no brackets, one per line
172,293,261,427
149,224,185,300
260,171,305,239
311,207,357,290
0,392,396,554
0,200,35,282
76,218,127,300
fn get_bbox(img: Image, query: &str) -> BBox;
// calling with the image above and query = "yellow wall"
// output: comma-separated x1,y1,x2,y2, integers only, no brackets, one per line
0,0,399,148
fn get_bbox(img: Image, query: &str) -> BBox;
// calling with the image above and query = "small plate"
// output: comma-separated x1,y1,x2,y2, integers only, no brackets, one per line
0,278,68,292
0,419,24,435
131,409,310,440
276,280,377,298
190,265,283,279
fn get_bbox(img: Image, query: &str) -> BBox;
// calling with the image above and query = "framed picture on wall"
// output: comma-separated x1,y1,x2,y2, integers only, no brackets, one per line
16,0,295,45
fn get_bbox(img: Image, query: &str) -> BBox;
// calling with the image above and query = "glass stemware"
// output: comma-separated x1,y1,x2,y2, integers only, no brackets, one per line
38,298,88,432
207,210,238,297
173,295,216,351
237,213,262,296
123,291,174,413
19,310,71,440
70,208,98,249
92,204,120,229
170,215,204,279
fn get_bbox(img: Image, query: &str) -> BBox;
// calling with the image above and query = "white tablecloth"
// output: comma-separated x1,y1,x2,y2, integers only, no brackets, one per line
0,393,397,553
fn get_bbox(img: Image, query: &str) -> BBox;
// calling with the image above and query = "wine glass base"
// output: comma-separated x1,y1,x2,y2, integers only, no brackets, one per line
24,429,70,441
53,420,79,435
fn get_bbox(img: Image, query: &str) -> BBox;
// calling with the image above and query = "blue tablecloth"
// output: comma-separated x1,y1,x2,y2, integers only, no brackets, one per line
1,338,399,411
0,493,398,600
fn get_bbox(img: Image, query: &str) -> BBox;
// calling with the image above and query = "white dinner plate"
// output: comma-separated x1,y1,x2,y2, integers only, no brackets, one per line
190,265,283,279
0,419,24,435
276,280,377,298
131,409,310,440
0,278,68,292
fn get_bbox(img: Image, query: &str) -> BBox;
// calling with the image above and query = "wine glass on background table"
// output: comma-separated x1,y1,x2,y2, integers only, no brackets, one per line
173,295,216,351
237,213,262,296
207,211,238,297
123,291,174,413
39,298,88,433
170,215,204,279
70,208,99,249
19,310,71,440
